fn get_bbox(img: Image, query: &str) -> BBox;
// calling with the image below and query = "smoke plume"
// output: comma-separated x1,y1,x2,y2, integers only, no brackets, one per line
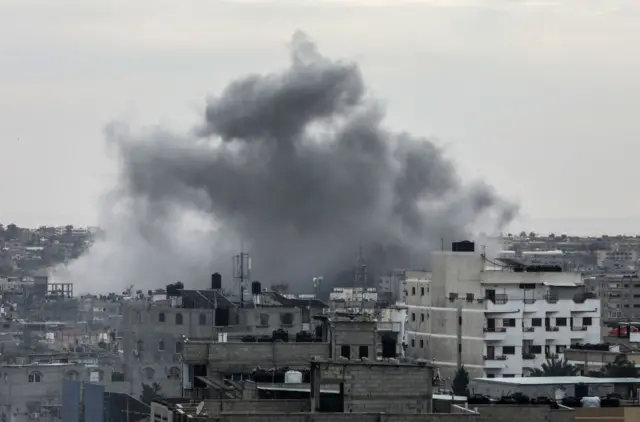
59,32,517,294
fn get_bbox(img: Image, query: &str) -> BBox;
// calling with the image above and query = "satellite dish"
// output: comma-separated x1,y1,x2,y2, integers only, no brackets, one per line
196,401,205,415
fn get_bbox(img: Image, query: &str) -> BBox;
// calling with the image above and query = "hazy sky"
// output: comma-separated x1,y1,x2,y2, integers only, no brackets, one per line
1,0,638,235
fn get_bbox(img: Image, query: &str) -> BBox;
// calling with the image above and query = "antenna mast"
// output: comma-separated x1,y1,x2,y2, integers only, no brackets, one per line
233,244,251,308
355,243,367,315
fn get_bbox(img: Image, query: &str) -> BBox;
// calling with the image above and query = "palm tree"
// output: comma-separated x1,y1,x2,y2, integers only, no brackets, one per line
530,356,579,377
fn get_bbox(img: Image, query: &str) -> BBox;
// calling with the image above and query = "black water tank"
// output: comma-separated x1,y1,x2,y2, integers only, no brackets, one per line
211,273,222,290
251,281,262,295
452,240,475,252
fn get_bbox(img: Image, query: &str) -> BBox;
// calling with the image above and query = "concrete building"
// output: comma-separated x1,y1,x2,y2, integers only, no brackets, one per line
597,248,638,270
405,242,601,381
121,285,327,399
593,273,640,323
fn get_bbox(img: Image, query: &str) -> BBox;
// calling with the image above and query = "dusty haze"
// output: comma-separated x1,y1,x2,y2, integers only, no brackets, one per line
56,32,517,294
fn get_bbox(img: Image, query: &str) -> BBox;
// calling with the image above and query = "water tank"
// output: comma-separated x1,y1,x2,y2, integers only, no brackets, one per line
251,281,262,295
284,370,303,384
452,241,475,252
211,273,222,290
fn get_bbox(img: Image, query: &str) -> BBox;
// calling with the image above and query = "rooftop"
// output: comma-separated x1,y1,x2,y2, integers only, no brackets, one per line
474,376,640,385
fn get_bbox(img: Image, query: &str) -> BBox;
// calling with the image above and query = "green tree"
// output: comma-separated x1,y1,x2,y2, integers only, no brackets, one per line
452,366,470,396
530,356,579,377
601,356,639,378
5,224,18,240
140,382,162,405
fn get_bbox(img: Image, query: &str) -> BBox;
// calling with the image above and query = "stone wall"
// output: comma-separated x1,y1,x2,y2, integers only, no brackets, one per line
204,399,309,415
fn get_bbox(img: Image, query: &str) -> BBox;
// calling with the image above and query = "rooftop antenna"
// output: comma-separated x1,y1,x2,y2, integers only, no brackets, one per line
233,240,251,311
355,242,368,315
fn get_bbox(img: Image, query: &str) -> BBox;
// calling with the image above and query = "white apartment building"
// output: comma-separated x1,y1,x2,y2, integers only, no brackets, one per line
404,245,601,381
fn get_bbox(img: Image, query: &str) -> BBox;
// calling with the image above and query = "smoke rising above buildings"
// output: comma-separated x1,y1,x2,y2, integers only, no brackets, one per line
59,31,517,294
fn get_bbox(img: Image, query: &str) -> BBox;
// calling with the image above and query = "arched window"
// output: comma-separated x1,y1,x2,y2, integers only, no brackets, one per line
158,339,165,351
175,341,183,354
175,313,183,325
158,312,166,323
143,367,155,380
168,366,181,380
28,372,42,383
199,314,207,326
65,370,79,380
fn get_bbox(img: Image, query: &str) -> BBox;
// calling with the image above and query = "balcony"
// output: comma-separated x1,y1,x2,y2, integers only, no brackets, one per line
523,298,536,304
484,355,507,361
522,353,536,360
545,295,559,304
483,327,507,341
571,326,588,331
545,326,559,332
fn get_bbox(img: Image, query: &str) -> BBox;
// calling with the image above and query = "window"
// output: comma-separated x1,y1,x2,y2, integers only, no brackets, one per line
136,340,144,353
411,313,415,321
143,367,155,380
556,345,566,354
486,374,495,379
421,287,425,296
503,318,516,327
259,313,270,326
583,317,593,326
531,345,542,354
503,374,515,378
175,313,183,325
65,370,79,380
502,346,515,355
158,312,165,323
28,372,42,383
555,318,567,326
359,345,369,359
412,287,416,296
411,339,415,347
420,339,424,348
341,345,351,359
531,318,542,327
199,314,207,325
158,339,165,351
175,341,183,354
281,312,294,326
421,313,425,322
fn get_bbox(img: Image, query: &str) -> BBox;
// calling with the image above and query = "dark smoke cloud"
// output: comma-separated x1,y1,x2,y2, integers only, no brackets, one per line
58,31,517,294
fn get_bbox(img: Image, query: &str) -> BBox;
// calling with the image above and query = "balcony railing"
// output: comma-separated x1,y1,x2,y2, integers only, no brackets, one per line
484,327,507,333
523,327,535,332
545,326,559,332
483,355,508,361
545,353,559,359
573,292,597,303
524,298,536,304
545,295,559,304
522,353,536,360
571,326,588,331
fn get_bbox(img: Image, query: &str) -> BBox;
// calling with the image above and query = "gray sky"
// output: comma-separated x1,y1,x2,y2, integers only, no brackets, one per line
1,0,639,235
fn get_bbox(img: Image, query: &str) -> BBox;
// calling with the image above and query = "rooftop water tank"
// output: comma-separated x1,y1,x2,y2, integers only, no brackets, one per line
284,370,303,384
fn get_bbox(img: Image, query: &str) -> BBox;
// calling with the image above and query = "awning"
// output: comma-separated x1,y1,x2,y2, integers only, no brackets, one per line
543,282,577,287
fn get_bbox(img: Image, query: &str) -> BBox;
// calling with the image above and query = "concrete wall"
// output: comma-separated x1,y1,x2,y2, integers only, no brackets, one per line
204,400,309,415
330,320,377,360
207,342,330,373
313,362,433,414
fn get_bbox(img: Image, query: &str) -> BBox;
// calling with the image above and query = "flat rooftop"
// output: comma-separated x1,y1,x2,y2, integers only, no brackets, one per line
474,376,640,385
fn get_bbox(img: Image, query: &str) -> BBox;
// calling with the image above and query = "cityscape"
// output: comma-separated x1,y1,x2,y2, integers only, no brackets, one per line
3,1,640,422
1,223,640,421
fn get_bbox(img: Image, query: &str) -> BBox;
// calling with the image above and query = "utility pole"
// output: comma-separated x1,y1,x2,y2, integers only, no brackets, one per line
456,300,462,369
354,244,367,315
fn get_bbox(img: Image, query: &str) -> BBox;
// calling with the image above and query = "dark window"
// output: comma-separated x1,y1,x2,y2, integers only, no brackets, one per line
555,318,567,326
359,346,369,358
421,287,425,296
411,313,415,321
158,313,165,323
503,318,516,327
486,374,495,378
634,294,640,298
175,342,183,354
419,339,424,348
136,340,144,353
531,345,542,354
411,339,415,347
281,313,294,326
556,345,566,353
503,374,515,378
412,287,416,295
259,313,270,326
199,314,207,325
583,317,592,326
421,313,425,322
341,345,350,359
531,318,542,327
158,339,165,351
502,346,515,355
175,313,183,325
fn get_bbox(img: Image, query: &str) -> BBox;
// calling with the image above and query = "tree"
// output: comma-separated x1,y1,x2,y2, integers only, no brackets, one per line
140,382,162,405
529,231,536,239
452,366,470,396
519,231,527,238
549,233,555,239
601,356,639,378
529,356,579,377
5,224,18,240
